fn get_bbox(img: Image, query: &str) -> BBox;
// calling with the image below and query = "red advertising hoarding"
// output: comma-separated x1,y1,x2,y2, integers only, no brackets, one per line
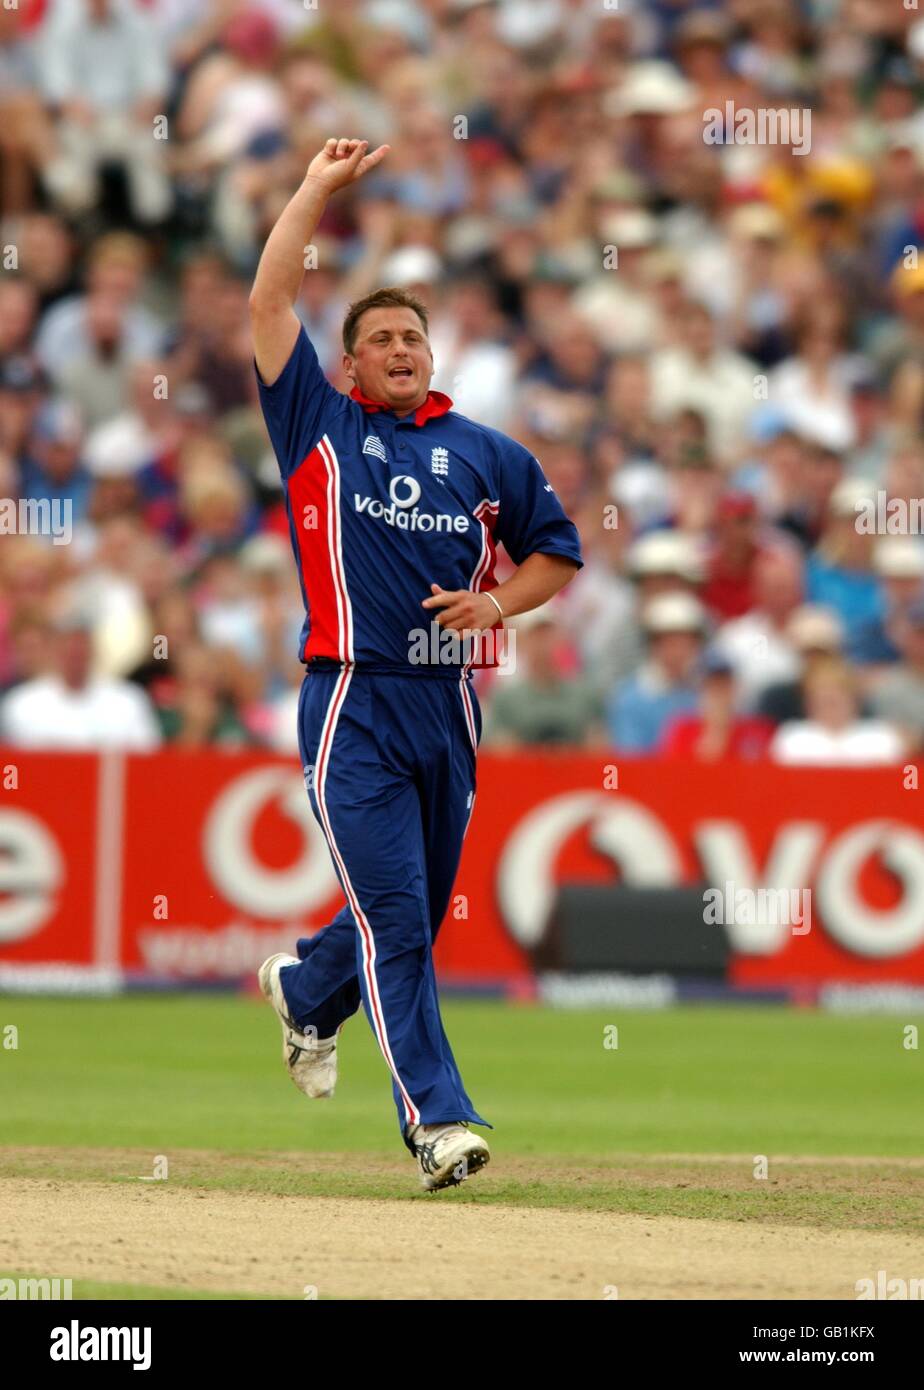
1,748,923,993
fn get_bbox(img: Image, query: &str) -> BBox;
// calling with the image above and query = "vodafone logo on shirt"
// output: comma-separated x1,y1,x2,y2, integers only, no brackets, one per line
388,475,421,508
353,475,470,533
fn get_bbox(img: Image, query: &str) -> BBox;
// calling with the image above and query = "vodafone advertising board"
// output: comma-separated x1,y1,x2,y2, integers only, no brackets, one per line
1,749,923,992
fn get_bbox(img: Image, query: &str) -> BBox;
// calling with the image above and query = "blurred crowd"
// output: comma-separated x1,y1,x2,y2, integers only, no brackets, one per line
2,0,924,763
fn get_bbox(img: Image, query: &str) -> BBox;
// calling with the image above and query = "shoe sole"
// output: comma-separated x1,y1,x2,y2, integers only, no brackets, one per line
423,1144,490,1192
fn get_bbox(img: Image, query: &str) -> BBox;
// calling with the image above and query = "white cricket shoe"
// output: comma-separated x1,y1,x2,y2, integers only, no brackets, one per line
406,1122,490,1191
258,953,338,1099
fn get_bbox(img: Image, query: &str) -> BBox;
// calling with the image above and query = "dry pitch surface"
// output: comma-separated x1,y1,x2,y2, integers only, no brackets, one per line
3,1001,922,1300
2,1149,923,1301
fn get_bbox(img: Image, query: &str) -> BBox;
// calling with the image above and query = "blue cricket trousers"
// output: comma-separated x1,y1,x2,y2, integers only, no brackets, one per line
280,663,491,1149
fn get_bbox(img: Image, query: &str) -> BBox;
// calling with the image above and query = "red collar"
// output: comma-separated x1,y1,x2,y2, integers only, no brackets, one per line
349,385,453,426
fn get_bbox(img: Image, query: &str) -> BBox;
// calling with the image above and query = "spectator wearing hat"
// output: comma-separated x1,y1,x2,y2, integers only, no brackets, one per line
869,596,924,752
770,657,905,765
881,439,924,525
870,262,924,393
606,591,708,752
772,435,846,552
572,208,662,354
0,355,47,468
604,62,696,180
702,490,783,621
844,365,892,483
83,410,154,484
806,476,884,628
660,648,774,760
848,536,924,667
739,425,811,547
19,399,93,526
756,604,847,725
628,525,703,586
80,415,147,540
711,545,808,706
703,204,789,369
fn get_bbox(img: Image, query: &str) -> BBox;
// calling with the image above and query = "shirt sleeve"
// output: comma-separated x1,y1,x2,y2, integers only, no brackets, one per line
255,327,346,481
493,439,583,569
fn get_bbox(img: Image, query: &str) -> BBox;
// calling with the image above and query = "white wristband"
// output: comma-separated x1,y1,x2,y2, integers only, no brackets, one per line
484,590,504,622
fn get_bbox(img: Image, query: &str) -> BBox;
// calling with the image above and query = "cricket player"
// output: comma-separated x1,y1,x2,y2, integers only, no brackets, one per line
251,137,582,1190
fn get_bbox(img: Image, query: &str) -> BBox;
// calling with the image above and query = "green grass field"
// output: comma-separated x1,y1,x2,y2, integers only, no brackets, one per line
2,998,922,1299
1,996,922,1156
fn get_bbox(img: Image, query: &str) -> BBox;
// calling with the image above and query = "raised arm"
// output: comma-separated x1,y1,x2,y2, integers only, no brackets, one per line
249,136,390,386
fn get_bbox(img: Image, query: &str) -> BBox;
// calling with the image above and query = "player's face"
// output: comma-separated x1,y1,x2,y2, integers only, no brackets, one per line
344,307,433,412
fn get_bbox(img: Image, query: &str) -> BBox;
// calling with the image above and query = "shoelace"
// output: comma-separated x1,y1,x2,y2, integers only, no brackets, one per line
284,1015,336,1057
411,1121,464,1149
290,1033,336,1056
